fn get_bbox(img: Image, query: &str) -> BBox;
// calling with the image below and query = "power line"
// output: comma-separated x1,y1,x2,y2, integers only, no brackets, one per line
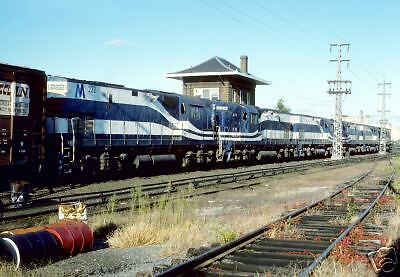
202,0,394,129
352,58,380,83
216,0,323,51
279,0,387,101
251,0,329,46
200,0,325,64
279,0,337,39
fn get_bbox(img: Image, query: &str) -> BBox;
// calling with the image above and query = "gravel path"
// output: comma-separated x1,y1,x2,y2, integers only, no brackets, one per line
30,159,322,199
30,245,176,277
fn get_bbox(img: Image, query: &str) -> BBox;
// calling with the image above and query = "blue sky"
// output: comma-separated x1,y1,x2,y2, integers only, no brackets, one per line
1,0,399,127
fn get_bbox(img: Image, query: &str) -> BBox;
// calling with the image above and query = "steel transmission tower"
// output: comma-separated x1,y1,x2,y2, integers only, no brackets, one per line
327,42,351,160
378,77,391,154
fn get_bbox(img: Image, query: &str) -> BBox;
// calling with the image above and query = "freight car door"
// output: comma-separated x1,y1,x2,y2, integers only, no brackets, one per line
0,115,10,166
6,82,31,165
0,81,12,166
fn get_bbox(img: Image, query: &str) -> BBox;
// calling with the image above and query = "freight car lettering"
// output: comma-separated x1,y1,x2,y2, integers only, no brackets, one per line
0,81,30,116
0,100,11,113
15,85,29,98
0,81,12,95
75,83,85,98
47,81,68,93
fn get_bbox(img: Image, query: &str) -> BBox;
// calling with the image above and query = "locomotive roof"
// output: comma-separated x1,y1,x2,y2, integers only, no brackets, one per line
259,108,381,129
48,75,127,90
146,89,258,111
0,62,45,75
166,56,270,85
46,74,383,130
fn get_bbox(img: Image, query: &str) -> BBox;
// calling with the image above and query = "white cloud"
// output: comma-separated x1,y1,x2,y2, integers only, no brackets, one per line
104,38,127,47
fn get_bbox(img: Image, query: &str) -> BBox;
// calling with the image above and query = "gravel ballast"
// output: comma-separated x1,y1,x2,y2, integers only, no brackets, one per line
30,245,175,276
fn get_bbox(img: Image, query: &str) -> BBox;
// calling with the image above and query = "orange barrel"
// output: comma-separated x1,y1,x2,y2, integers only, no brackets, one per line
67,224,85,253
44,225,75,256
47,222,84,255
72,221,93,251
1,226,45,235
56,224,84,256
50,220,93,252
0,230,60,268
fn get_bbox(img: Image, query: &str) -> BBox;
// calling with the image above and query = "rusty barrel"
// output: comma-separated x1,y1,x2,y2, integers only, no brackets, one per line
46,220,93,255
1,226,44,235
0,230,60,268
44,225,75,256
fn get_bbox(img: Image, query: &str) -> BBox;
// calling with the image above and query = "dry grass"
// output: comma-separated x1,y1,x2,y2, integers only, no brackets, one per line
97,162,376,258
0,261,58,277
386,207,400,245
0,261,19,277
104,194,290,257
267,218,305,240
312,258,374,277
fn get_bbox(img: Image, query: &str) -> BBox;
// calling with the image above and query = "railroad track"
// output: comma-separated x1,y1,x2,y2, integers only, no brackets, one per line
157,163,396,276
0,154,390,228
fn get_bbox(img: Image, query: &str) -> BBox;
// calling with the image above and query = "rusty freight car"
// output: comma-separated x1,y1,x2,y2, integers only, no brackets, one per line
0,63,46,188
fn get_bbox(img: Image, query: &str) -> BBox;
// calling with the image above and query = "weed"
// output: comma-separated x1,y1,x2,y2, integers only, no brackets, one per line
215,228,237,243
129,186,141,211
106,194,117,214
313,257,374,277
0,261,19,276
346,198,357,221
267,218,304,239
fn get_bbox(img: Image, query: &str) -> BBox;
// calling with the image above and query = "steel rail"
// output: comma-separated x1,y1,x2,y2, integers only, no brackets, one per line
298,172,396,277
156,170,372,277
2,153,384,211
0,156,355,219
0,154,389,223
1,163,311,215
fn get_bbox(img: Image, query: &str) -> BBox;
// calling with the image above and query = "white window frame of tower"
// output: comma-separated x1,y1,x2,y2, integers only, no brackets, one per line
232,88,238,103
193,88,219,101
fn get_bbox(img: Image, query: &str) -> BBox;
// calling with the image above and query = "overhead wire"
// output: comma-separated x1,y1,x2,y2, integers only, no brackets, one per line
217,0,323,51
280,0,385,82
201,0,393,123
200,0,325,64
251,0,330,46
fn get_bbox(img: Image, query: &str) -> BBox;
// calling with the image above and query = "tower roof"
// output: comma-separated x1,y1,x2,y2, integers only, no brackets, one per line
166,56,270,85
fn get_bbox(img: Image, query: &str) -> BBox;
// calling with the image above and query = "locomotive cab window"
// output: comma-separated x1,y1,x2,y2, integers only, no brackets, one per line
250,113,258,124
180,103,186,114
190,105,201,120
242,112,247,121
161,95,178,109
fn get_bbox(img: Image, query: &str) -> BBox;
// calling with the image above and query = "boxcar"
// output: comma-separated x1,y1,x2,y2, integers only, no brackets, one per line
0,63,46,185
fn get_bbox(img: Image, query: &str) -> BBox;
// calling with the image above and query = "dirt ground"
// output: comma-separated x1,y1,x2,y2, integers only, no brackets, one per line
194,161,375,218
27,159,342,199
23,160,383,277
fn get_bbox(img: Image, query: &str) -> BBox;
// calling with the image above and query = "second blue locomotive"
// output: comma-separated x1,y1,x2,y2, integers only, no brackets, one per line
44,75,389,178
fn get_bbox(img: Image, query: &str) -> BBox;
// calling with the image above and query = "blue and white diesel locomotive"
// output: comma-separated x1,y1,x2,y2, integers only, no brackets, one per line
44,75,389,177
0,63,391,185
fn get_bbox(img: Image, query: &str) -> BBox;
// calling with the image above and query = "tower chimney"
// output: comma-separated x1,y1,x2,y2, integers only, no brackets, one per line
240,55,248,73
